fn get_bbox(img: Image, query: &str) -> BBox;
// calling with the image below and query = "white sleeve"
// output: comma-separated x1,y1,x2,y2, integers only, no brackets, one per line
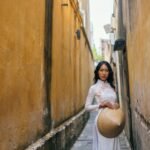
85,86,99,112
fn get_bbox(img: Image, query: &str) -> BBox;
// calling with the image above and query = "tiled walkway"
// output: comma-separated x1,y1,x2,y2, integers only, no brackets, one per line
71,111,132,150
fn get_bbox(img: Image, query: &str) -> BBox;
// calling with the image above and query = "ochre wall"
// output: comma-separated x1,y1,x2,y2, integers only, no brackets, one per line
0,0,94,149
0,0,46,149
125,0,150,149
50,0,94,127
127,0,150,121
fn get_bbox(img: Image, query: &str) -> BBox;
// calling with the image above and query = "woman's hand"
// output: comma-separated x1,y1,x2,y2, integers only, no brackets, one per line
99,101,120,109
112,102,120,109
99,101,114,109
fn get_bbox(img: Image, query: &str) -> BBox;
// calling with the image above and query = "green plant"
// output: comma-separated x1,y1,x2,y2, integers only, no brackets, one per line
92,45,104,62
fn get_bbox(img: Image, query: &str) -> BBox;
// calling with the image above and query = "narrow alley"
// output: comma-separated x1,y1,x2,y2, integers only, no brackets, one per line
71,112,131,150
1,0,150,150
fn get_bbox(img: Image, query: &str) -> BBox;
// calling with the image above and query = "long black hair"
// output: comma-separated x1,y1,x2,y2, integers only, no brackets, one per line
94,61,115,89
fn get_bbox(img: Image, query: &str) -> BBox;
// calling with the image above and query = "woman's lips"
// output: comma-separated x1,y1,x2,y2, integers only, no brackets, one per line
102,76,106,78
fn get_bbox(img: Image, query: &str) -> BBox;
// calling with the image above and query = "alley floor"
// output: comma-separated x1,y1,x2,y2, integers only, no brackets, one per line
71,111,132,150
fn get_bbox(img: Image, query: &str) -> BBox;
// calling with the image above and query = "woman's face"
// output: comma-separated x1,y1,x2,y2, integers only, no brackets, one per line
98,64,109,81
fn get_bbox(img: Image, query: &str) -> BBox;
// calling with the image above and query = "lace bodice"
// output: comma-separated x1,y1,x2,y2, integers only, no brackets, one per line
85,79,117,111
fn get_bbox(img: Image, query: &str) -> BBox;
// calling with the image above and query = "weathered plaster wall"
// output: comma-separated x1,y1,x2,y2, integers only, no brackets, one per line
51,0,94,127
125,0,150,149
0,0,94,149
0,0,47,149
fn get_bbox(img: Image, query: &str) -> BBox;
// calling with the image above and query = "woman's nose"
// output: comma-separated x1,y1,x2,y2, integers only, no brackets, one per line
102,71,106,74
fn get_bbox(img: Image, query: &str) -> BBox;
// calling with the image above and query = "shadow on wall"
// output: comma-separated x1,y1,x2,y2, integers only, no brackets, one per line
132,110,142,150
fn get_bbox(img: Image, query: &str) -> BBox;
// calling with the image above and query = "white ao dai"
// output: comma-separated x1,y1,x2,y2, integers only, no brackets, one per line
85,79,120,150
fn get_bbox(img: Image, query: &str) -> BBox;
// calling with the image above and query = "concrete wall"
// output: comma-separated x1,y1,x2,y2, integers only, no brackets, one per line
112,0,133,148
0,0,94,149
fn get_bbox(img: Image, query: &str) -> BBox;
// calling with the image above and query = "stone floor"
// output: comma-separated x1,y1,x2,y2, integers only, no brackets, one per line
71,111,132,150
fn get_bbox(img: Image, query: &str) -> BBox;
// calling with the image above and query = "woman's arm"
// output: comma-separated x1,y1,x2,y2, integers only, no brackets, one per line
85,86,99,112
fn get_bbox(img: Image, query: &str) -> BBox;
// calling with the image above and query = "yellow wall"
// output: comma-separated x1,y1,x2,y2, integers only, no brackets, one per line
122,1,150,149
127,0,150,120
50,0,94,127
0,0,94,149
0,0,46,149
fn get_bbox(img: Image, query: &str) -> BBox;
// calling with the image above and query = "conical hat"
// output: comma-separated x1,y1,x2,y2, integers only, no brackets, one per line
97,108,125,138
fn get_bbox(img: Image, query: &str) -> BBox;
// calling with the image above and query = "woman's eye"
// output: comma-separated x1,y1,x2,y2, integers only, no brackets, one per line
100,69,108,72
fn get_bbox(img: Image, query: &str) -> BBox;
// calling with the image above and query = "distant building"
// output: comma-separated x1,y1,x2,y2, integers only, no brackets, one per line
101,39,111,62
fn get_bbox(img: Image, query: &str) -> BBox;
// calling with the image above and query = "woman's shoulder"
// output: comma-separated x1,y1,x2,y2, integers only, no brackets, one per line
88,83,97,92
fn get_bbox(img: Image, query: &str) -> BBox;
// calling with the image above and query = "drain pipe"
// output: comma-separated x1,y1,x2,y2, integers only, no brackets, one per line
114,0,134,149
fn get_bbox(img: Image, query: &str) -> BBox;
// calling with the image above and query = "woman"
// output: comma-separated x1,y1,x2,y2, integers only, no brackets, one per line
85,61,120,150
